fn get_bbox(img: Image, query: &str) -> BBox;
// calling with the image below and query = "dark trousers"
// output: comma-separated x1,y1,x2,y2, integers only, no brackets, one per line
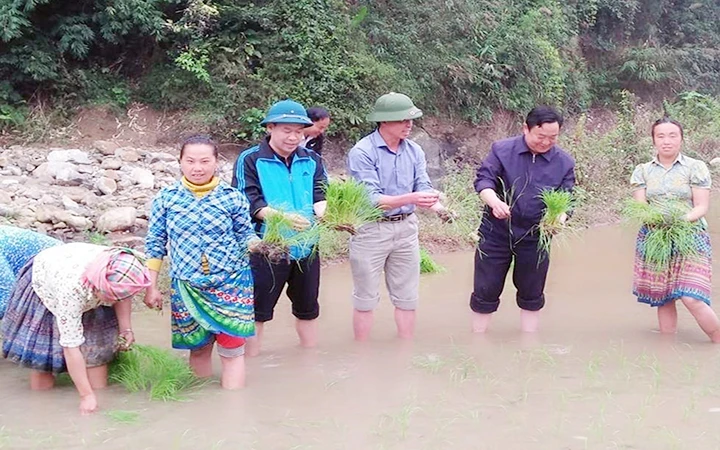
470,233,550,314
250,253,321,322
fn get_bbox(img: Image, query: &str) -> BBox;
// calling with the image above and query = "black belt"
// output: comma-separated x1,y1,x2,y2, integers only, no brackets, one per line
379,213,412,222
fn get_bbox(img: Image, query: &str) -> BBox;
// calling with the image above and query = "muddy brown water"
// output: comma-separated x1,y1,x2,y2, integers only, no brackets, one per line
3,219,720,450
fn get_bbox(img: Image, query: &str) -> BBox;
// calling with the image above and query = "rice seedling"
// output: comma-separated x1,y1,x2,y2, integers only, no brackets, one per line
411,354,446,374
496,177,531,249
321,178,383,234
255,212,321,264
419,247,445,274
622,199,701,268
538,189,574,257
108,344,200,401
104,410,141,424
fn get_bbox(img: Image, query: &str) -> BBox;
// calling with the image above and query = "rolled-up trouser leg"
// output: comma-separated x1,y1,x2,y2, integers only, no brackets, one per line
470,235,513,314
215,334,246,358
512,239,550,311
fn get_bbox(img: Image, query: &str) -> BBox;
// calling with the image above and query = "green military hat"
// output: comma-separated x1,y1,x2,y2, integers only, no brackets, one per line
366,92,423,122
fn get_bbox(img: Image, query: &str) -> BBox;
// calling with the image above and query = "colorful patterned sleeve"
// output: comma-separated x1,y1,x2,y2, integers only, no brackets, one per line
690,160,712,189
630,164,646,190
145,190,169,264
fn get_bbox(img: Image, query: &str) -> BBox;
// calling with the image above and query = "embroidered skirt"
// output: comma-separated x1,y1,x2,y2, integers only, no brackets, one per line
170,267,255,351
633,226,712,307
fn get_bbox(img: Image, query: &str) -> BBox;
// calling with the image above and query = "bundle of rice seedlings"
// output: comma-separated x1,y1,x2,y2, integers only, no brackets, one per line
622,199,700,268
322,178,383,234
420,247,445,274
538,189,574,255
109,344,199,401
621,199,665,226
254,212,320,263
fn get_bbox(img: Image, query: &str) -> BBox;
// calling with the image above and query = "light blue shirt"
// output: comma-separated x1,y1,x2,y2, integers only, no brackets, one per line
347,130,434,216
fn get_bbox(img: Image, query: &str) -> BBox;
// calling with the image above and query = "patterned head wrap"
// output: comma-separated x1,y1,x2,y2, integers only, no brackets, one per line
82,248,152,302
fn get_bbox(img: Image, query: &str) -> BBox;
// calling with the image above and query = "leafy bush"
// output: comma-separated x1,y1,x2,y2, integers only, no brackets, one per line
1,0,720,140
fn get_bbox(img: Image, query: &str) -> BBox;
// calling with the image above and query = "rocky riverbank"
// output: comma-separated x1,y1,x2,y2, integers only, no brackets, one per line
0,141,236,246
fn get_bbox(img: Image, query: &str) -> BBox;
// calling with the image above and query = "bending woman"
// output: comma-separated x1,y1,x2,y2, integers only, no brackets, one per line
630,117,720,342
0,225,61,319
144,135,260,389
2,242,151,414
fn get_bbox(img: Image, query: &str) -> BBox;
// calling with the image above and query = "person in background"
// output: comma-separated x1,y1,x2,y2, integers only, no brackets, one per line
2,242,150,415
470,106,575,334
630,117,720,342
232,100,327,356
144,135,260,389
0,225,61,319
303,106,331,155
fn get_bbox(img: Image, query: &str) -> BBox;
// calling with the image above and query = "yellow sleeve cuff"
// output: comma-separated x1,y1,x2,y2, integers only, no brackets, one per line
146,258,163,272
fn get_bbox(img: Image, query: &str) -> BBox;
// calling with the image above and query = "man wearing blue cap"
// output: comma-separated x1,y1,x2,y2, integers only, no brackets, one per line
232,99,327,356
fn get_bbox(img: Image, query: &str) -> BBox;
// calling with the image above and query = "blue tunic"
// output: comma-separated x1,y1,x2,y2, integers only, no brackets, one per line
0,226,61,318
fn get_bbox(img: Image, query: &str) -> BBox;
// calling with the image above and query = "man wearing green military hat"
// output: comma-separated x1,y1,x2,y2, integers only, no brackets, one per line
347,92,451,341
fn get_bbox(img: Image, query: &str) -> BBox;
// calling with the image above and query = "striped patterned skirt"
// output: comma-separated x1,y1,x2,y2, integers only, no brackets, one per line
1,258,119,373
633,226,712,307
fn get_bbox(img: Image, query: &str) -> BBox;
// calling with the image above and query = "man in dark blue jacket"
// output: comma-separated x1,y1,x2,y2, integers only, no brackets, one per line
471,106,575,334
232,99,327,356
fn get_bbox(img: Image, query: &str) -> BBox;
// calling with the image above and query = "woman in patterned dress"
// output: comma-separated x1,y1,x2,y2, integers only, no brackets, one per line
0,225,61,319
2,242,151,414
144,135,260,389
630,118,720,341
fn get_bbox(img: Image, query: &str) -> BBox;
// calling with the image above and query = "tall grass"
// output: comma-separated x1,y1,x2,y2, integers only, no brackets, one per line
622,199,700,268
322,178,383,234
538,189,574,256
109,344,200,401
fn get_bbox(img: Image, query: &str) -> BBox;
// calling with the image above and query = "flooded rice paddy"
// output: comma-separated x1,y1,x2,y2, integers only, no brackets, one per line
2,220,720,449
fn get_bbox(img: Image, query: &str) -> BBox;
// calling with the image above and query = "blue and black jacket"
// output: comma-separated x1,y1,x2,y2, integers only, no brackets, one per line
231,137,327,260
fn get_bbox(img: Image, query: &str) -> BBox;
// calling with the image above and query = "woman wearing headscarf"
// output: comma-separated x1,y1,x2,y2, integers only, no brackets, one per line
2,242,151,414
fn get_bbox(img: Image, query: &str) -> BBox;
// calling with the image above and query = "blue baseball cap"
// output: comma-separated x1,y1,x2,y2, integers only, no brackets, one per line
261,99,313,126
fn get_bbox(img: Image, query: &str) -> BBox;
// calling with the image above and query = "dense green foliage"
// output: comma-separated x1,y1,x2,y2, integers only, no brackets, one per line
1,0,719,137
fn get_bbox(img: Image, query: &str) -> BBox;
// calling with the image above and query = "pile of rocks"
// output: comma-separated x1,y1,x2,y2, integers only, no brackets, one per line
0,140,235,242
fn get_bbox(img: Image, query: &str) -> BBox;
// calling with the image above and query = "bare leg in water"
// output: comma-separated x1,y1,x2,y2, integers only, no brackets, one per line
30,371,55,390
296,318,318,348
245,322,265,357
394,308,415,339
681,297,720,342
657,301,678,334
189,343,213,377
353,309,373,341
